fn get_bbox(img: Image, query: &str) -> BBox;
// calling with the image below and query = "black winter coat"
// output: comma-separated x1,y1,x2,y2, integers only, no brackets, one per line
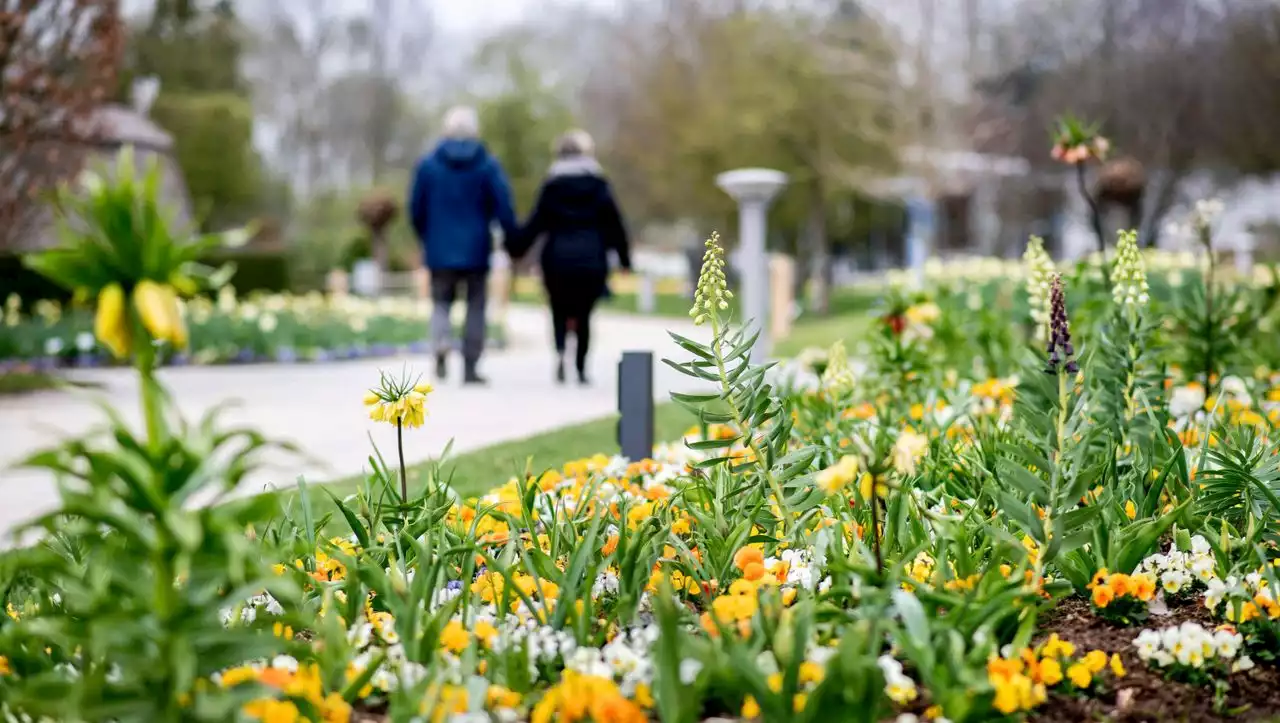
508,157,631,276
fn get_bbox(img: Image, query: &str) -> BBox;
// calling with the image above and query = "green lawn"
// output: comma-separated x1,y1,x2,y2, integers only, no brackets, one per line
772,285,884,358
774,312,878,358
0,372,104,396
0,372,59,396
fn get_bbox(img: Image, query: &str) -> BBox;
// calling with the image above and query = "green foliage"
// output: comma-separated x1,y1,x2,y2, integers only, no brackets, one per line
10,222,1280,723
471,37,575,215
288,179,421,290
151,93,264,231
122,0,266,233
0,254,74,310
23,150,238,299
604,5,899,236
0,394,303,719
201,249,290,294
124,0,246,97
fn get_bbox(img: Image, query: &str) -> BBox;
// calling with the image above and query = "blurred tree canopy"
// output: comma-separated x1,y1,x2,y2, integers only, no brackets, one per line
122,0,267,231
588,0,901,311
976,0,1280,247
0,0,123,250
471,31,576,217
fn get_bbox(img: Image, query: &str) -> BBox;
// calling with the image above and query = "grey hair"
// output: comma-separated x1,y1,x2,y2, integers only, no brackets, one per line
554,129,595,158
441,106,480,139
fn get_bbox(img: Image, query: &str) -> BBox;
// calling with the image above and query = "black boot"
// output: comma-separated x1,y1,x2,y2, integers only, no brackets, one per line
435,352,448,380
555,356,566,384
463,362,487,386
576,362,589,386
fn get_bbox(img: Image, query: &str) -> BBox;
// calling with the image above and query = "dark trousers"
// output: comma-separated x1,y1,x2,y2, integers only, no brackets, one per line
544,271,605,374
430,269,487,366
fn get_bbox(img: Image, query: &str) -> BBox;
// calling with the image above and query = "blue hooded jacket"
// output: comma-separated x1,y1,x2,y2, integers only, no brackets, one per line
408,139,517,271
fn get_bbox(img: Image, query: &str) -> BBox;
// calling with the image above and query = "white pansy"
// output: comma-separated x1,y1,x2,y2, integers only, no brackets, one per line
876,654,918,705
592,570,620,599
1170,384,1206,418
1212,629,1243,658
1136,621,1246,674
1134,629,1161,661
679,659,703,685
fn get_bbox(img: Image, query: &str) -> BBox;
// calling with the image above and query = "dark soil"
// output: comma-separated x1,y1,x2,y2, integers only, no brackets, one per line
1030,597,1280,723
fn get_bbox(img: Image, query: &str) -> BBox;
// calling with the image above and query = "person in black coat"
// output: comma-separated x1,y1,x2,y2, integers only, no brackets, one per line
507,130,631,385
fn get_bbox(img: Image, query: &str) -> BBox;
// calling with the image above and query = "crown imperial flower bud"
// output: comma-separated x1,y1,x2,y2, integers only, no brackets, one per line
1023,236,1056,343
1111,229,1149,309
690,232,733,326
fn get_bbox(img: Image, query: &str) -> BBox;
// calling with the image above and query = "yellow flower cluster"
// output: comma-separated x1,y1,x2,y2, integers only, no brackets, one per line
741,662,827,718
1088,570,1156,608
276,537,357,584
904,302,940,326
218,663,351,723
0,655,11,676
421,683,470,723
701,582,760,638
94,280,190,358
902,552,935,591
1222,593,1280,623
892,427,929,476
816,455,865,496
987,636,1123,715
363,383,432,428
531,670,647,723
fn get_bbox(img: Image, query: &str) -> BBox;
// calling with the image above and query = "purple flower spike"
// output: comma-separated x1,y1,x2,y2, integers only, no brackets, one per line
1045,273,1079,376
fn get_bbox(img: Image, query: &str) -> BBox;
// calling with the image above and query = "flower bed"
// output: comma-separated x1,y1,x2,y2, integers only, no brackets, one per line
4,163,1280,722
0,289,503,369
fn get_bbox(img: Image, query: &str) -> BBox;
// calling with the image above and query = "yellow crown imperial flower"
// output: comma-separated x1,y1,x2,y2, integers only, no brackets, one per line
93,283,133,358
364,371,433,429
133,280,188,349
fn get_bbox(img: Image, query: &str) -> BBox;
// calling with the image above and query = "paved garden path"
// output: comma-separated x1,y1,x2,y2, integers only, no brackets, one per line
0,305,712,536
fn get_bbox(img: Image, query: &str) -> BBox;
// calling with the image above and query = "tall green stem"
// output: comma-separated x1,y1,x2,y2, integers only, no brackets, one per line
1040,371,1071,578
134,335,165,455
1203,233,1217,387
710,315,788,534
396,418,408,503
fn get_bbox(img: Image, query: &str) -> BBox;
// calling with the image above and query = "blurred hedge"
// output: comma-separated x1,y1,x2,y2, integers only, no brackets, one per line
151,93,264,232
0,249,291,304
201,249,291,293
0,255,74,310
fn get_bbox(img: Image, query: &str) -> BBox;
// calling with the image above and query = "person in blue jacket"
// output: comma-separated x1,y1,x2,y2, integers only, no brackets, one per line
408,106,517,385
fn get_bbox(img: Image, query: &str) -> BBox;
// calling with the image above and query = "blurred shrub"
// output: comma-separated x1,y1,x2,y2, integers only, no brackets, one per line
203,249,290,293
0,254,74,310
151,92,264,231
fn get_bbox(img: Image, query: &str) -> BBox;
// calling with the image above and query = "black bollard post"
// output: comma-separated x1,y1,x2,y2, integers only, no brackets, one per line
617,351,655,461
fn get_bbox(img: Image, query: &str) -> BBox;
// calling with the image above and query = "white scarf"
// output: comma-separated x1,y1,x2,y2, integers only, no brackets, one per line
548,155,603,178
